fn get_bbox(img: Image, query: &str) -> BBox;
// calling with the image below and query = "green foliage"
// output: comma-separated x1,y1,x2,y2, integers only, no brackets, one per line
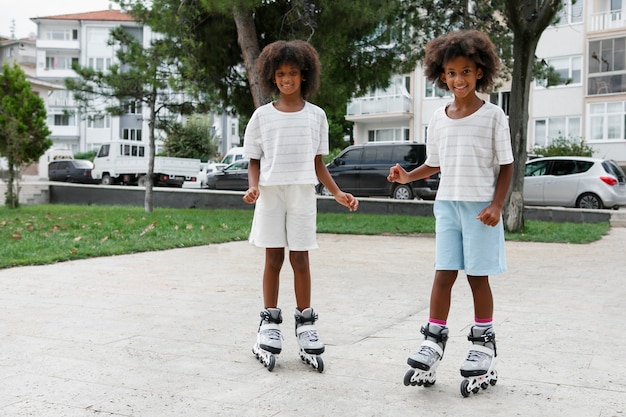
74,150,97,161
0,63,52,208
533,136,594,157
134,0,407,119
163,116,219,160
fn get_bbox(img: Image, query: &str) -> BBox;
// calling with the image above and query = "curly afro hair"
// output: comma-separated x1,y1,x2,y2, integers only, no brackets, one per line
256,40,321,100
423,30,500,93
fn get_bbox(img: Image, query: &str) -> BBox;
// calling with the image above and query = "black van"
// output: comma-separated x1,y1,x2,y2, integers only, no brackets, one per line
318,142,439,200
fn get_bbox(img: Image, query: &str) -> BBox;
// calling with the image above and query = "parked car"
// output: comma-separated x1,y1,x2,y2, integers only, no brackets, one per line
524,156,626,209
205,159,249,190
48,159,98,184
220,147,245,165
317,142,439,200
199,162,228,187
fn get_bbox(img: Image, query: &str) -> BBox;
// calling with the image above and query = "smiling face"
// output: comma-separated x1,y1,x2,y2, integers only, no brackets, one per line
440,55,483,99
273,63,303,98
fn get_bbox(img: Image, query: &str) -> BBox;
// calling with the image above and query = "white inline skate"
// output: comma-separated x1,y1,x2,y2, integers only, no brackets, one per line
403,323,449,387
252,308,283,372
295,307,324,373
459,325,498,397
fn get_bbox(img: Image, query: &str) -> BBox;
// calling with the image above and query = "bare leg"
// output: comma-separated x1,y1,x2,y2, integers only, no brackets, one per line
429,270,459,321
467,275,493,319
289,250,311,311
263,248,285,308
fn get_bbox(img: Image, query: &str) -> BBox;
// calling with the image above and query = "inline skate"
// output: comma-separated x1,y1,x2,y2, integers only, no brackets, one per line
252,308,283,371
459,325,498,397
295,307,325,373
403,323,449,387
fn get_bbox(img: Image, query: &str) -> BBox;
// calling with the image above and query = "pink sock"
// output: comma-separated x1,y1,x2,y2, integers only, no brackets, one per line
429,318,447,327
475,317,493,327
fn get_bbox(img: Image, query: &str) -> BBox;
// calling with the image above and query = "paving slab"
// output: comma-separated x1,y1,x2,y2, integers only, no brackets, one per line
1,229,625,416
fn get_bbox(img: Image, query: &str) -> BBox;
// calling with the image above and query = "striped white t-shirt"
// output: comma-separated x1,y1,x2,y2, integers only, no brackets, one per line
243,101,329,186
425,101,514,202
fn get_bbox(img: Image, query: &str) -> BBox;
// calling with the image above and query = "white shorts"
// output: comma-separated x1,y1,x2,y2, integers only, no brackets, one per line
249,184,318,251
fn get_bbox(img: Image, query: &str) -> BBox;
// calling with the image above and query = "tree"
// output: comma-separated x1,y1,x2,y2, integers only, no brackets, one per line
163,116,219,161
501,0,563,232
398,0,563,232
0,63,52,208
66,23,209,213
121,0,410,146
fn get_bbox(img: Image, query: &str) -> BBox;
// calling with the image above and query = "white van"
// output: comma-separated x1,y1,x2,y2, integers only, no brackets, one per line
220,147,245,165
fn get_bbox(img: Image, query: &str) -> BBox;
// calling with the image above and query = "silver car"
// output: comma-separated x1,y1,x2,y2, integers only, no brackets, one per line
524,156,626,209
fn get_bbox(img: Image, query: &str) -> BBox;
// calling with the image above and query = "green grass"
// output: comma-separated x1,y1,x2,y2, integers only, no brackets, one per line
0,204,610,269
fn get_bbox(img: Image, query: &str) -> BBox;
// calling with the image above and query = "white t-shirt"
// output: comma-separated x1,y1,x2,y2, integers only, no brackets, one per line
243,101,329,186
425,101,514,202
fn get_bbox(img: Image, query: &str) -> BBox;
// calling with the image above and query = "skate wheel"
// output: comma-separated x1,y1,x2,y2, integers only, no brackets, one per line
403,369,415,386
481,382,489,390
316,356,324,373
460,379,471,398
423,380,435,387
266,355,275,372
472,386,480,394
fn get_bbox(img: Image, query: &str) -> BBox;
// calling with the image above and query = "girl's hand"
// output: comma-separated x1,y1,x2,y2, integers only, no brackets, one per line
388,163,408,184
335,191,359,212
243,187,259,204
476,204,502,227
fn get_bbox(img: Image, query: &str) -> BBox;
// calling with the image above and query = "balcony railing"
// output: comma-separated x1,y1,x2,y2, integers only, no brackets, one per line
346,94,411,116
589,10,626,32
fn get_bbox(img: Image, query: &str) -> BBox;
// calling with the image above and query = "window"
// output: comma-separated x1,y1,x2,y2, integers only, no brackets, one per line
556,0,584,24
124,101,141,114
489,91,511,115
424,79,452,98
588,101,626,141
533,116,581,147
87,115,111,129
49,113,76,126
47,29,73,41
588,37,626,95
88,57,112,71
535,56,582,87
367,128,409,142
122,128,142,141
45,56,78,70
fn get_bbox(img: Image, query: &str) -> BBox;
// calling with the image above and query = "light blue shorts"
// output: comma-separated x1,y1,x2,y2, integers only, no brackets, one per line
249,184,318,251
434,200,507,276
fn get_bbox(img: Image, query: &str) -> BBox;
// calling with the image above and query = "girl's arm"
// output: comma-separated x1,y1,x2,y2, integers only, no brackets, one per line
243,158,261,204
315,155,358,211
476,163,514,226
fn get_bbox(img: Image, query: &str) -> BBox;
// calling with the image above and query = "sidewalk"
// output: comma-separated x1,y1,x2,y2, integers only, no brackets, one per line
1,230,625,416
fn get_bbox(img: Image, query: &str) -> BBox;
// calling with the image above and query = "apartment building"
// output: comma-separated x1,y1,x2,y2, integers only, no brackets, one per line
30,8,239,158
346,0,626,167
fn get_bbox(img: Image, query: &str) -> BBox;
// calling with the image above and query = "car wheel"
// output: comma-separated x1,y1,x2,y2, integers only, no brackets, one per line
101,174,113,185
576,192,603,209
138,175,150,187
393,184,413,200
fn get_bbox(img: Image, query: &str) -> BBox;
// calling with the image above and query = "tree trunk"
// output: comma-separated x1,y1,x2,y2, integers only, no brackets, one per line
503,33,535,232
145,94,157,213
503,0,562,232
232,2,269,108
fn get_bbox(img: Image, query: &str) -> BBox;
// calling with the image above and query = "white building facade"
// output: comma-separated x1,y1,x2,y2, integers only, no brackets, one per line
31,8,239,159
346,0,626,167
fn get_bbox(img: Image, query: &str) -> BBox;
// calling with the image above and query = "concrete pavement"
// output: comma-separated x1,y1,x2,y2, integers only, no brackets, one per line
1,229,625,416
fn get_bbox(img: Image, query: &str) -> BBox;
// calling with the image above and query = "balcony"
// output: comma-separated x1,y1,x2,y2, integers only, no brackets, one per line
49,125,79,138
589,10,626,32
346,94,412,123
36,40,80,51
